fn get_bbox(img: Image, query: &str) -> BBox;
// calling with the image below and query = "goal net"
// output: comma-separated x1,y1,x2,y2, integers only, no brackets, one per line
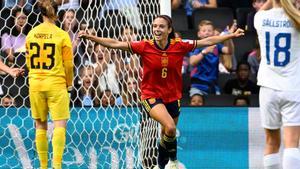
0,0,160,168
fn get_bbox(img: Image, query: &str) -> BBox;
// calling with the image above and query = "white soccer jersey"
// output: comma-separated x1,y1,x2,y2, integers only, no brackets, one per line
254,8,300,91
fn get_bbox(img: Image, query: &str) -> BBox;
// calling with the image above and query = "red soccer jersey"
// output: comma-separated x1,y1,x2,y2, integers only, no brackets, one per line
129,38,196,103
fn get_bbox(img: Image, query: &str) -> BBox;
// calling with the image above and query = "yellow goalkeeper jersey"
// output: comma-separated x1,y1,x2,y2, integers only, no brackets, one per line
26,21,73,91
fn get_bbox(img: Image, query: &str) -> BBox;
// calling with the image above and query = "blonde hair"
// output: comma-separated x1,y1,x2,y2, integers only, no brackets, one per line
220,39,234,71
39,0,58,21
198,20,215,30
79,65,95,79
280,0,300,31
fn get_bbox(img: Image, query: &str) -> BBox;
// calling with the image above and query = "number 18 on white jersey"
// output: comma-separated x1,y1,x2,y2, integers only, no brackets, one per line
254,8,300,91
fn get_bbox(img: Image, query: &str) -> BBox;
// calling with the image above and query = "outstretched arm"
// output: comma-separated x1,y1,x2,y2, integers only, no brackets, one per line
78,31,129,51
0,60,23,78
196,28,244,48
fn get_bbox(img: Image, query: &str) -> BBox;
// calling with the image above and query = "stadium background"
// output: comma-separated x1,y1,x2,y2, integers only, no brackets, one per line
0,0,270,168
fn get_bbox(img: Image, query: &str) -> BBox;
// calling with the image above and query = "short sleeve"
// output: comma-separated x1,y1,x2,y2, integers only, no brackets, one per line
188,48,202,57
180,39,197,54
129,40,146,55
254,11,263,31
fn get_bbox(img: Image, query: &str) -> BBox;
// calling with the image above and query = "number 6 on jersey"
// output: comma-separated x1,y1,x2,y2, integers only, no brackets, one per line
161,67,167,78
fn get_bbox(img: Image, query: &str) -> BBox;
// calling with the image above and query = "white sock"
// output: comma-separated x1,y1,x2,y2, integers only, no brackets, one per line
264,153,280,169
283,148,300,169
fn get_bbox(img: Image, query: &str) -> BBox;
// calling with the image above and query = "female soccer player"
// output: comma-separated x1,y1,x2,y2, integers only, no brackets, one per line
79,15,244,169
25,0,73,168
254,0,300,169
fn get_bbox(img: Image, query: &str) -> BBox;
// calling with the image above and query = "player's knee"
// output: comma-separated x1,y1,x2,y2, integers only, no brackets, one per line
164,123,176,136
35,120,47,130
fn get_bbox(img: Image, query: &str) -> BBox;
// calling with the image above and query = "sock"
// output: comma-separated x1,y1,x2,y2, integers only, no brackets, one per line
157,141,169,169
52,127,66,169
36,129,48,169
283,148,300,169
163,134,177,161
263,153,280,169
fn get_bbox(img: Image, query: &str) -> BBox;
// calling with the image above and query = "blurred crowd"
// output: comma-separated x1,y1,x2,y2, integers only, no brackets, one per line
0,0,266,107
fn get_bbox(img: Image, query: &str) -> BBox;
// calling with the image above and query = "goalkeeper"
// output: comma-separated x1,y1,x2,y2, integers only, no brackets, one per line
25,0,73,168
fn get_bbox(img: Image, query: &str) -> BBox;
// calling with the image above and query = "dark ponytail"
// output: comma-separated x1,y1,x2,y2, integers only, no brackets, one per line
39,0,58,21
155,15,175,39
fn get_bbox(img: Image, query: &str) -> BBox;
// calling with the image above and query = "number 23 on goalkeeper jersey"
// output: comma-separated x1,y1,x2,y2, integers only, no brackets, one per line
25,22,73,91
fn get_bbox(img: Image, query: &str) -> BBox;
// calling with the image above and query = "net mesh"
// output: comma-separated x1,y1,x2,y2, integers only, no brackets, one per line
0,0,160,168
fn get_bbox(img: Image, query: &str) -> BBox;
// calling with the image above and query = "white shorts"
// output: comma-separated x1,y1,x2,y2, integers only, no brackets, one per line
259,87,300,129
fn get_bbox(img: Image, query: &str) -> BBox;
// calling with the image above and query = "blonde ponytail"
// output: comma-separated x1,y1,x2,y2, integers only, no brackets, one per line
280,0,300,31
39,0,58,21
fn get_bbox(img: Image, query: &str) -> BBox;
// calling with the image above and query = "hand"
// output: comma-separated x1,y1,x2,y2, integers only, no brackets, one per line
192,0,202,8
8,68,24,78
233,28,245,37
228,20,237,34
77,30,89,39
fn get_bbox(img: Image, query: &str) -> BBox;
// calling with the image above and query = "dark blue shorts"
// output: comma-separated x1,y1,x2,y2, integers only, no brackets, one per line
141,98,181,118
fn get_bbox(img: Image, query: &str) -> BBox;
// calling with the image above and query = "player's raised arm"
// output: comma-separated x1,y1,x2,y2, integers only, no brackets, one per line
196,28,244,48
259,0,273,11
78,31,129,51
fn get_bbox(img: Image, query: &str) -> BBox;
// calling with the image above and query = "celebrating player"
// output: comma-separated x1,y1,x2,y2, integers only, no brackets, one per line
254,0,300,169
79,15,244,169
25,0,74,168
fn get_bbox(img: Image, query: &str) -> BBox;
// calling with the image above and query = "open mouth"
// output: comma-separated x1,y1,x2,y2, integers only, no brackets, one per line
84,79,91,87
97,54,104,61
154,31,161,35
154,31,162,39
